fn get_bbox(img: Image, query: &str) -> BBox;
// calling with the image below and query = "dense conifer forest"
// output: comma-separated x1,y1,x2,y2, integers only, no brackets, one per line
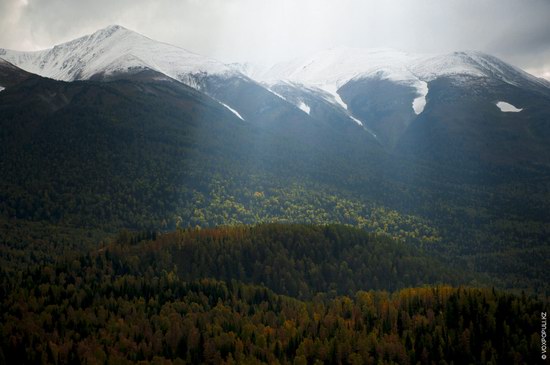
1,225,546,364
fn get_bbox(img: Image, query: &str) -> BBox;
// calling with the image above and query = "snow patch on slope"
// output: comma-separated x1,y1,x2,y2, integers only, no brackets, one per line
348,115,364,127
298,101,310,115
219,101,245,120
318,84,363,126
496,101,522,112
267,88,288,101
323,84,348,109
412,81,428,114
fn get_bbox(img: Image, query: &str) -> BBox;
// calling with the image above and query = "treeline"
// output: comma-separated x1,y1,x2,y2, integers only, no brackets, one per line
0,246,544,364
109,224,471,299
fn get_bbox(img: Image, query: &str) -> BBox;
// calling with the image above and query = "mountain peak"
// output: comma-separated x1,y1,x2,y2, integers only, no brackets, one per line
0,25,235,85
91,24,134,39
101,24,127,32
411,50,550,89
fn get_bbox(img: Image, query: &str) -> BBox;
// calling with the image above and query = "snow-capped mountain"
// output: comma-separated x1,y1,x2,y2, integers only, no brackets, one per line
2,26,548,105
0,25,236,87
251,47,550,150
1,25,549,165
261,47,550,90
258,47,550,116
0,25,312,127
258,48,430,129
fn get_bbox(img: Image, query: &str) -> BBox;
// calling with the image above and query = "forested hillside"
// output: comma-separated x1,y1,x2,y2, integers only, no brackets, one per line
1,224,545,364
112,224,470,297
0,69,548,294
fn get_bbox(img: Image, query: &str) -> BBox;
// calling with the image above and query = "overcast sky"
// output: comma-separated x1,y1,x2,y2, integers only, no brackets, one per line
1,0,549,79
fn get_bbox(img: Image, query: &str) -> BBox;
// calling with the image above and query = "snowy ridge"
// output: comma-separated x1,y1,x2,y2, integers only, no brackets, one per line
412,51,550,90
261,48,430,115
0,25,237,88
262,47,544,88
260,47,550,115
228,62,267,80
410,52,487,81
2,27,546,101
261,48,419,86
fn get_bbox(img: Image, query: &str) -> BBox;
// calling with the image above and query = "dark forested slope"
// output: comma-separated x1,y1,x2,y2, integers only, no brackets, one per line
0,60,549,293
